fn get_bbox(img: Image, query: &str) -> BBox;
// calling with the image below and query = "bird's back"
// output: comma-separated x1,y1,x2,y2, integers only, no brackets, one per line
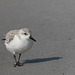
5,30,19,43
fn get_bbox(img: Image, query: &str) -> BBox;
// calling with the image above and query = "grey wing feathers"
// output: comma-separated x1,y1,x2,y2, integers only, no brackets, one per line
5,30,19,43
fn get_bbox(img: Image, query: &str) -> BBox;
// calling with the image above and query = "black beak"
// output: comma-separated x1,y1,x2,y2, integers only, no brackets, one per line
29,36,36,42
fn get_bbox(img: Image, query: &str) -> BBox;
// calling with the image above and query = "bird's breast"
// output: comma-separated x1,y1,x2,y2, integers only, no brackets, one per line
5,36,34,54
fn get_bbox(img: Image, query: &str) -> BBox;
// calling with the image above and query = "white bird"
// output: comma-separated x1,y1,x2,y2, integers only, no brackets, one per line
2,28,36,67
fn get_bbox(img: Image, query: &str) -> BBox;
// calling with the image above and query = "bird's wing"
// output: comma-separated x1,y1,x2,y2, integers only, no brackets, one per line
5,30,19,43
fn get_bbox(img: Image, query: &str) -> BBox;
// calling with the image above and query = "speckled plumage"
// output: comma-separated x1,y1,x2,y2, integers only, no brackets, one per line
5,30,19,43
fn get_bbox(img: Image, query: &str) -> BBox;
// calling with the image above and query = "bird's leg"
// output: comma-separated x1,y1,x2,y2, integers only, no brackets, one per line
13,54,17,67
13,54,23,67
17,53,23,66
17,53,21,64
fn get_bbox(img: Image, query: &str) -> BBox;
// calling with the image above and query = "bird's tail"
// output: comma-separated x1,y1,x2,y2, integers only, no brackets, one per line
1,39,6,40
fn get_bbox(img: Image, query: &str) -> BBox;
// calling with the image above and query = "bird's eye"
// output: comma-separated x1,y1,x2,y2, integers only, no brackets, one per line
24,33,27,35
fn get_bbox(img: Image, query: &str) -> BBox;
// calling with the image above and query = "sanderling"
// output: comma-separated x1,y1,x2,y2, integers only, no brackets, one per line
2,28,36,67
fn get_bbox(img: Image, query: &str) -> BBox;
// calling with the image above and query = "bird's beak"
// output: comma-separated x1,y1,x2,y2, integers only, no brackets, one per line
29,36,36,42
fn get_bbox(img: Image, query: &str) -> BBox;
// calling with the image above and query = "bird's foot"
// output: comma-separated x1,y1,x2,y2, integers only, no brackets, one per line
17,62,23,66
13,62,23,67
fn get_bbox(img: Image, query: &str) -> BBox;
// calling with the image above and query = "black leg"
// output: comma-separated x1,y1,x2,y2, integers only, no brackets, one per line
13,54,23,67
17,53,21,63
14,54,17,67
17,53,23,66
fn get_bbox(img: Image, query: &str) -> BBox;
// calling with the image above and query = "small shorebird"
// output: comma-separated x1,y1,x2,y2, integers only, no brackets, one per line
2,28,36,67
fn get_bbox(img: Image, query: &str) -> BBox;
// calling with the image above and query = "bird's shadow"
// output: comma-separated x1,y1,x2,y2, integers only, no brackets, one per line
23,57,62,64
